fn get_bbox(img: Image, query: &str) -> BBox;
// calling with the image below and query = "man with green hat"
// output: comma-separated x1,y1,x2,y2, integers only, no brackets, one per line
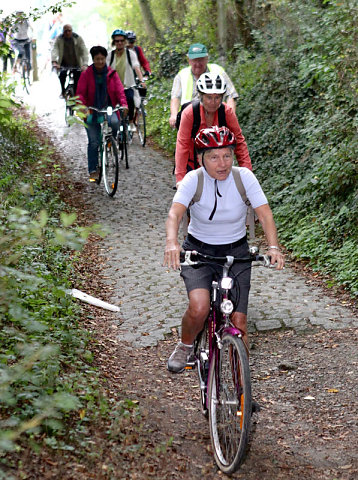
169,43,238,128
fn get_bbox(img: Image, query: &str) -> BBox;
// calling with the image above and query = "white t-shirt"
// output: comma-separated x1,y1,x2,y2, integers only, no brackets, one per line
173,167,268,244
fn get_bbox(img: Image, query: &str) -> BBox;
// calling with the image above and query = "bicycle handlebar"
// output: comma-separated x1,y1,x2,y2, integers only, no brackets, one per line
180,250,271,268
88,105,126,115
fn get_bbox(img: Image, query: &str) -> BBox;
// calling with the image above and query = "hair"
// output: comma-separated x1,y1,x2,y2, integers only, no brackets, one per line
90,45,108,58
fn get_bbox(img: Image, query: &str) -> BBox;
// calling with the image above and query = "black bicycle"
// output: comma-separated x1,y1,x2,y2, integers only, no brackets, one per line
181,247,270,474
134,78,148,147
117,109,130,169
88,105,124,197
60,67,81,126
13,40,32,94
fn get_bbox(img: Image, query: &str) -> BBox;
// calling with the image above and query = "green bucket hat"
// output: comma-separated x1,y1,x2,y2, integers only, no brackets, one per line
187,43,208,59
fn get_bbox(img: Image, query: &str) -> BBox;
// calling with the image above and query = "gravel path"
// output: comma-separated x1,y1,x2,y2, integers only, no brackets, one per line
24,76,357,480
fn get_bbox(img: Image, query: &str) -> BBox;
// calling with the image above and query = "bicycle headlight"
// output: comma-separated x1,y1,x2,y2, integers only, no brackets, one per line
220,299,233,315
106,106,113,116
221,277,233,290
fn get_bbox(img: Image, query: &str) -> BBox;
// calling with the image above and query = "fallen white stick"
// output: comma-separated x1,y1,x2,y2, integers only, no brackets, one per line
68,288,120,312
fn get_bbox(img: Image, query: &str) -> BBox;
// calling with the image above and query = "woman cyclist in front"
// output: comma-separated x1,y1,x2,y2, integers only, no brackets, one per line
164,126,285,373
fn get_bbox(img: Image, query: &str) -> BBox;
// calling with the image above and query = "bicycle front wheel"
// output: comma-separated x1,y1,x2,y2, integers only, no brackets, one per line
136,104,146,147
103,135,119,197
194,321,209,418
208,333,252,474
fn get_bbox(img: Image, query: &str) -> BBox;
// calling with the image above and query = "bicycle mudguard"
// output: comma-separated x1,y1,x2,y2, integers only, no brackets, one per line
223,326,244,338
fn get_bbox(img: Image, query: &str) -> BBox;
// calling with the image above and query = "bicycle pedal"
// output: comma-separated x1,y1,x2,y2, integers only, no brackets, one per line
185,360,196,370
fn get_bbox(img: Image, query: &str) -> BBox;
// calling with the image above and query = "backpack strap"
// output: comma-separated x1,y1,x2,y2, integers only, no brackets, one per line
110,50,115,66
126,48,133,68
191,168,204,205
232,167,251,206
218,103,226,127
191,100,201,139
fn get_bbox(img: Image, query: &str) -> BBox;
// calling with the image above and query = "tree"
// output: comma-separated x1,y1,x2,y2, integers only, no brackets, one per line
137,0,162,42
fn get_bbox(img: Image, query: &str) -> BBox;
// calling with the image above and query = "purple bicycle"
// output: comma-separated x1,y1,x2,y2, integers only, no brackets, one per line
181,247,270,474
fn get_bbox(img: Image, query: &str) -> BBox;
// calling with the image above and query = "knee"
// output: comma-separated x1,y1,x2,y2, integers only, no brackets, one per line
187,301,210,321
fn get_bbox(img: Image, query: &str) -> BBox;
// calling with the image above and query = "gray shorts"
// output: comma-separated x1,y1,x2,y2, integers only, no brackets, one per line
180,235,251,314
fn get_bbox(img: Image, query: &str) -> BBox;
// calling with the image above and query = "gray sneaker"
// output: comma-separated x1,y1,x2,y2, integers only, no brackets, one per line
167,342,194,373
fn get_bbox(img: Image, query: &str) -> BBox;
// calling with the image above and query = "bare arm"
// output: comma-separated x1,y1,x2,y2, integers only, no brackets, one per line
164,202,187,269
255,204,285,269
227,97,236,112
169,97,180,128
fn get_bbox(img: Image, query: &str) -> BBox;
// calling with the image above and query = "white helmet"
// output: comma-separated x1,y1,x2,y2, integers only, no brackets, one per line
196,72,227,94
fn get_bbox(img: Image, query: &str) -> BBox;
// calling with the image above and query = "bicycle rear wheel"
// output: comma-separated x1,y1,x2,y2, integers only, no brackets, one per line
64,87,75,126
136,104,146,147
103,135,119,197
118,118,129,169
208,333,252,474
22,60,31,94
194,321,209,418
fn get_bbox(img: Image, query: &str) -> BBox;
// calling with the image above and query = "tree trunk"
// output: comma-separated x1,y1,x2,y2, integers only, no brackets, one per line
137,0,162,42
217,0,227,65
233,0,254,48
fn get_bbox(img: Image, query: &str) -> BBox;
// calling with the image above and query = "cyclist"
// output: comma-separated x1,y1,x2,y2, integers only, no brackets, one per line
126,31,151,76
11,12,32,72
175,72,252,186
164,126,285,373
76,46,128,181
169,43,238,129
51,24,88,97
108,29,146,132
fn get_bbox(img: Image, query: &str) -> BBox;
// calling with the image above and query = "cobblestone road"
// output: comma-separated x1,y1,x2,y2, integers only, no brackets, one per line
28,78,357,348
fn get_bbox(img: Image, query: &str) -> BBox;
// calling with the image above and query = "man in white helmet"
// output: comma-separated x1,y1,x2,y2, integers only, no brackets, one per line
169,43,238,128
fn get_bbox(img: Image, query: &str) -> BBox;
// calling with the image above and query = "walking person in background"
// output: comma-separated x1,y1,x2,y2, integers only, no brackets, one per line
51,24,88,97
0,21,14,73
76,46,128,181
108,29,146,132
169,43,238,129
126,30,151,76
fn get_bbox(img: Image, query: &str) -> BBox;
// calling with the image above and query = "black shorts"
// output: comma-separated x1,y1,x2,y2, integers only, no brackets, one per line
180,234,251,314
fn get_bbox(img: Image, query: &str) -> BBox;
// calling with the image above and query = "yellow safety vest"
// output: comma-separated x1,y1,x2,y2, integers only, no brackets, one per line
178,63,225,105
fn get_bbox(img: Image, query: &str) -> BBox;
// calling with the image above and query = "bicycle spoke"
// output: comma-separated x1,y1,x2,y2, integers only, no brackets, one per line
208,334,251,474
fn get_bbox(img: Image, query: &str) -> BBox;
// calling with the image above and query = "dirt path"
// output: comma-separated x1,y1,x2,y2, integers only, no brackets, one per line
20,77,358,479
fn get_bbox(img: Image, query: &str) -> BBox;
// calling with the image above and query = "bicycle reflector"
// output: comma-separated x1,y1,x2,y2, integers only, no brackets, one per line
220,299,233,315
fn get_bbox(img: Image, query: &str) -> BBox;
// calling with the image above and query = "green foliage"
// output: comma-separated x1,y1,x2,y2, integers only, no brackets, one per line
137,0,358,296
234,0,358,296
0,117,106,462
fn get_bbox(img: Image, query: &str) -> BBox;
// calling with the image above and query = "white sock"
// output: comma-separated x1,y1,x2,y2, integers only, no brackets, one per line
180,341,193,348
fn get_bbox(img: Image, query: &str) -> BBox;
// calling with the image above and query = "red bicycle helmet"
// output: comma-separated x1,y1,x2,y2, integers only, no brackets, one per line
194,126,236,153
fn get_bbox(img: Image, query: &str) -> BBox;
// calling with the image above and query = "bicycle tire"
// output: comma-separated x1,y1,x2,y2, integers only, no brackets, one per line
95,141,103,185
103,135,119,197
118,118,129,169
194,321,209,418
208,333,252,474
136,104,146,147
22,60,31,94
64,87,75,126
